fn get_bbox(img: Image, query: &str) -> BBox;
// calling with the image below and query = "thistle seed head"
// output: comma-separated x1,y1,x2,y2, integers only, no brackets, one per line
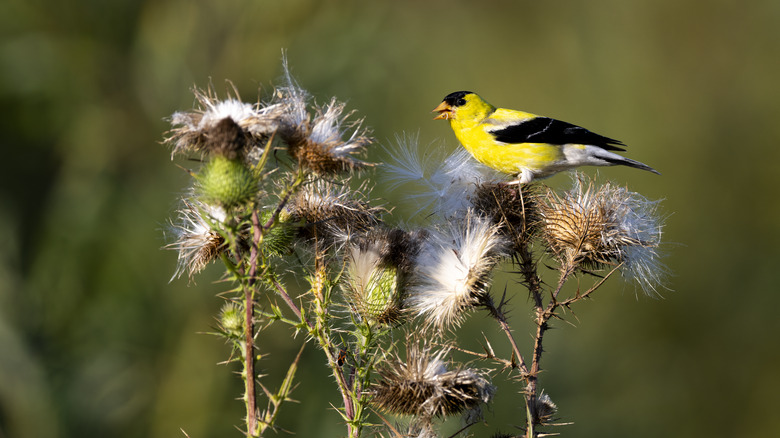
382,134,498,218
538,173,667,294
287,179,381,242
164,82,283,159
370,342,494,418
471,181,540,249
167,200,227,281
279,97,373,174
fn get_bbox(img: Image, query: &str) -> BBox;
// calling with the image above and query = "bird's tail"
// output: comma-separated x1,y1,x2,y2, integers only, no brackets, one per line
596,150,661,175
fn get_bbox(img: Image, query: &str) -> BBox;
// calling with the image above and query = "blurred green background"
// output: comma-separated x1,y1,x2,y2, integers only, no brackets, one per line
2,0,779,437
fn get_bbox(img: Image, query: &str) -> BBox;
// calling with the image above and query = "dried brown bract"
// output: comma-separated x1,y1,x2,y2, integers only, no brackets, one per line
371,341,494,418
538,174,666,294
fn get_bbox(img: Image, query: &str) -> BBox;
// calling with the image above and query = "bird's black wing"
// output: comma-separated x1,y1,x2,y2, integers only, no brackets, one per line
488,117,626,151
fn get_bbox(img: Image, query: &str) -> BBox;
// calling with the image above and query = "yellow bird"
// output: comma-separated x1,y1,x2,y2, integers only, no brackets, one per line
433,91,659,183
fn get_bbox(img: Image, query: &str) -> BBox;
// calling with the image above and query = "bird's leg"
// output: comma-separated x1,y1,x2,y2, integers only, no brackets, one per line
504,169,535,185
518,168,535,184
498,170,534,199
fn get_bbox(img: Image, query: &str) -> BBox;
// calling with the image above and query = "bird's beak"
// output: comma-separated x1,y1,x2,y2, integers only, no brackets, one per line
432,101,452,120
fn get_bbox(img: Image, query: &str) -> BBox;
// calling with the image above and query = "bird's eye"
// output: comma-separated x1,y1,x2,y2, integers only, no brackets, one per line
456,98,466,106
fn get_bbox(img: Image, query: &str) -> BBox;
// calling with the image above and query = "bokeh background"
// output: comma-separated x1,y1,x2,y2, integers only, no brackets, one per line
2,0,779,437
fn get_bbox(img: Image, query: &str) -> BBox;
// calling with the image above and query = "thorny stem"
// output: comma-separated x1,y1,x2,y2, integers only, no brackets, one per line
518,243,544,312
244,289,257,437
256,343,305,435
261,169,301,231
308,248,360,438
243,208,263,437
261,168,306,320
482,296,529,375
513,185,544,310
524,267,573,437
560,263,623,307
270,276,303,321
523,263,621,437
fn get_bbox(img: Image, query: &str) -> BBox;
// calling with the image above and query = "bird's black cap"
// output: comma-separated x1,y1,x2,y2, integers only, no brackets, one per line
442,91,473,107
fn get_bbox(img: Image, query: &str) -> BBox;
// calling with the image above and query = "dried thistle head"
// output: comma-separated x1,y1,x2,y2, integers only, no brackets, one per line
274,60,372,174
471,181,540,249
287,179,382,242
167,200,227,281
164,82,283,160
405,212,508,329
538,173,666,294
534,392,559,426
278,97,373,174
370,341,494,419
401,421,438,438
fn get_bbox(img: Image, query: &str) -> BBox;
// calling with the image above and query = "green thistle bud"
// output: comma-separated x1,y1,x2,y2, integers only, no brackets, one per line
360,264,399,323
345,243,402,325
198,156,258,208
259,209,298,256
219,302,244,339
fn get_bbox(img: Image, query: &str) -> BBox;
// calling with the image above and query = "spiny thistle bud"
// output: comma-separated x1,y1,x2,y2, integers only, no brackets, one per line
406,212,508,329
538,173,666,294
168,200,227,280
197,155,258,208
258,209,297,256
219,302,244,340
371,342,494,418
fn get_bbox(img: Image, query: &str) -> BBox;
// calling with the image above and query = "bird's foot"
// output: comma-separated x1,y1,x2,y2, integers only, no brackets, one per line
497,180,524,201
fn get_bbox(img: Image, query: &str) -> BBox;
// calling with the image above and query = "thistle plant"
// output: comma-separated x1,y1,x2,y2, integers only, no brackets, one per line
162,58,667,438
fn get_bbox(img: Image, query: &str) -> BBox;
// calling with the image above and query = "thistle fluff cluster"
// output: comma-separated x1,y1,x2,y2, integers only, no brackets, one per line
382,134,497,218
166,84,284,160
406,211,508,329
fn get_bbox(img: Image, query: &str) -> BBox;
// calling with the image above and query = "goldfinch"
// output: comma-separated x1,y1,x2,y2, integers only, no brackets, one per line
433,91,659,183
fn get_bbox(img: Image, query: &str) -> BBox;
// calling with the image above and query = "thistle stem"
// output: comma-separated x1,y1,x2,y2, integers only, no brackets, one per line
307,251,359,438
244,285,257,437
271,277,303,321
242,209,264,437
525,267,571,434
483,297,529,375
